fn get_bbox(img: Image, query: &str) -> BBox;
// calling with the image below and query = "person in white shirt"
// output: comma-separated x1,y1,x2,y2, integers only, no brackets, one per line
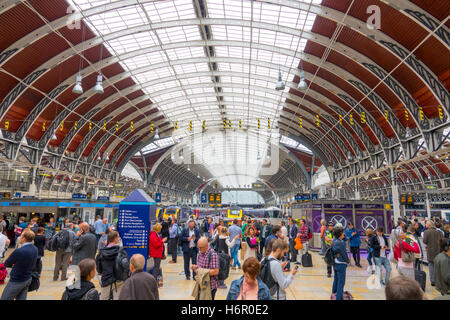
279,221,288,244
0,225,10,262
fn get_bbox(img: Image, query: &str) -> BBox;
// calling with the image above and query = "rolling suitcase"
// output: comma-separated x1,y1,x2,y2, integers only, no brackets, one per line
301,251,313,267
414,263,426,292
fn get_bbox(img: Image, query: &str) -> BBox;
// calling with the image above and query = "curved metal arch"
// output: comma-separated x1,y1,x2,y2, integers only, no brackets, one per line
1,4,447,118
3,32,440,164
2,15,447,138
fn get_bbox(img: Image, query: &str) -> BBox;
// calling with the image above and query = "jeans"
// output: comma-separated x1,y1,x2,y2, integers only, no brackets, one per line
260,238,266,256
332,263,347,300
230,243,241,268
0,278,32,300
367,250,374,266
320,237,326,254
289,239,297,262
374,256,391,285
428,261,435,285
350,247,360,265
183,248,197,279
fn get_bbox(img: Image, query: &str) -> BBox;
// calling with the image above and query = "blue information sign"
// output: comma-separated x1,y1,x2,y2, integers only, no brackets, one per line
97,196,110,201
118,189,156,271
201,193,207,203
72,193,87,199
14,192,21,198
311,193,318,200
155,193,161,203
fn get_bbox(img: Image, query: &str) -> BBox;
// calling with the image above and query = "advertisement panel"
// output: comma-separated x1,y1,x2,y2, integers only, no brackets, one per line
324,209,353,229
355,209,385,236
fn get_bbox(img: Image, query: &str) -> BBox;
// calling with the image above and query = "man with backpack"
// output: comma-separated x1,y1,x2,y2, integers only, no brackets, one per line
95,230,129,300
51,223,75,281
260,239,297,300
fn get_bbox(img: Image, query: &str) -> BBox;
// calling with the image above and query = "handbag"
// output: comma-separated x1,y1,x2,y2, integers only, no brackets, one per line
28,272,40,292
294,237,303,250
400,241,415,263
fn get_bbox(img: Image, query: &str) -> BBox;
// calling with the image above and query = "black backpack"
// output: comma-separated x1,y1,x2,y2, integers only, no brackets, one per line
260,257,278,292
324,246,335,266
113,248,130,281
208,251,230,281
47,230,70,251
202,220,209,233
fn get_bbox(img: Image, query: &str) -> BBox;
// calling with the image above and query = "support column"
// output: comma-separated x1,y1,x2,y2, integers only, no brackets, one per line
390,167,401,221
28,167,37,197
425,192,431,219
354,177,361,200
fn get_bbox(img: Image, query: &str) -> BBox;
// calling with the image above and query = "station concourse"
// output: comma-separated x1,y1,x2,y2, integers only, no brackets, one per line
0,0,448,302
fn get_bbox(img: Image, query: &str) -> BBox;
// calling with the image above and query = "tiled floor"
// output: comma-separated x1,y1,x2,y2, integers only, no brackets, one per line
0,249,442,300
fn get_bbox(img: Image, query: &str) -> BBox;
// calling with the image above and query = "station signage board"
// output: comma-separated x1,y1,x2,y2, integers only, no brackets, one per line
14,192,21,198
252,183,264,190
87,192,92,200
400,194,407,204
115,183,124,188
425,185,437,190
72,193,87,199
209,193,215,203
201,193,207,203
97,196,110,201
155,193,161,203
215,193,221,204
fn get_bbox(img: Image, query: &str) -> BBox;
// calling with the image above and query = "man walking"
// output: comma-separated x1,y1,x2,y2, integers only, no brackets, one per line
168,218,179,264
180,220,200,280
94,216,105,242
1,229,38,300
423,220,443,287
228,219,242,270
259,219,270,255
72,222,97,266
345,222,361,267
53,223,75,281
369,227,391,287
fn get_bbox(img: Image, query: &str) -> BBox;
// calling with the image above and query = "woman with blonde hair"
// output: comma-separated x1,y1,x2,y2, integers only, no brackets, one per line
148,223,167,287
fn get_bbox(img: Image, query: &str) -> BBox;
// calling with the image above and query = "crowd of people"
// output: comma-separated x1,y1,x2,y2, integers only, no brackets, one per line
0,212,448,301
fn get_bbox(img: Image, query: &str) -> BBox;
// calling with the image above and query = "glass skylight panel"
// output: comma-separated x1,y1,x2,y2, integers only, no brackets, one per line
165,47,205,60
179,76,212,86
156,26,201,44
144,80,179,95
280,135,299,148
154,137,174,148
141,143,158,154
143,0,196,23
296,143,312,154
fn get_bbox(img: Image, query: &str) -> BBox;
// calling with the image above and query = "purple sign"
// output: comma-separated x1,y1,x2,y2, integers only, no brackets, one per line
324,203,352,209
324,209,353,228
312,209,323,233
355,204,384,209
355,209,384,235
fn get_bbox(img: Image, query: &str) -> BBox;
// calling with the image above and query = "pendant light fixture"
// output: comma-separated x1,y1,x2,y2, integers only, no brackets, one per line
154,128,159,140
105,153,109,161
51,130,57,140
275,70,285,91
97,153,101,161
298,70,307,90
93,73,104,94
73,23,86,94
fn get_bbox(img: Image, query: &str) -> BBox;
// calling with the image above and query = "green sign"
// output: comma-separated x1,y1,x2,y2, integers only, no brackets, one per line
425,185,437,190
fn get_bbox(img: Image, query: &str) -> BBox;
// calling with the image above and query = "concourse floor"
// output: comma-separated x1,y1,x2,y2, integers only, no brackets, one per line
0,248,442,300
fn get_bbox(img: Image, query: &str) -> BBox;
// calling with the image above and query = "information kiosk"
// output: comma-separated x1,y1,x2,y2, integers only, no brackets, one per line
118,189,156,271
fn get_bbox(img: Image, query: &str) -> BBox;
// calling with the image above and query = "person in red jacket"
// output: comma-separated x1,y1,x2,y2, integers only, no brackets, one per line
393,228,420,280
149,223,166,287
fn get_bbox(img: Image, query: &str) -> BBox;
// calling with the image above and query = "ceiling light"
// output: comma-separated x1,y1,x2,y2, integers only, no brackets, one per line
97,154,101,161
187,167,190,171
275,71,285,91
105,153,109,161
405,126,411,138
154,128,159,140
93,74,104,94
297,70,307,90
73,74,83,94
51,130,57,140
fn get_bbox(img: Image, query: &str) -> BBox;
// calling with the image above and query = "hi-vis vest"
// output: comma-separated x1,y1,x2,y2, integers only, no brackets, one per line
325,229,334,246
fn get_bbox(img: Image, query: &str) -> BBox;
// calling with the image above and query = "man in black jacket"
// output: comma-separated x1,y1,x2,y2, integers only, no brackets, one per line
71,222,97,266
180,220,200,280
288,219,299,262
96,230,128,300
369,226,391,287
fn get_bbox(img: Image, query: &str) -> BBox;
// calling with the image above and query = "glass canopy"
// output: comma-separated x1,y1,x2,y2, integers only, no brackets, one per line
67,0,320,186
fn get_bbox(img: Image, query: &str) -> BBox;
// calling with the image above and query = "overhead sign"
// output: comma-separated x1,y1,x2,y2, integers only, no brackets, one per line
407,195,414,204
87,192,92,200
97,196,110,201
14,192,21,198
72,193,87,199
215,193,221,204
311,193,318,200
155,193,161,203
425,185,438,190
201,193,207,203
252,183,264,190
209,193,215,203
115,183,124,188
400,195,407,204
